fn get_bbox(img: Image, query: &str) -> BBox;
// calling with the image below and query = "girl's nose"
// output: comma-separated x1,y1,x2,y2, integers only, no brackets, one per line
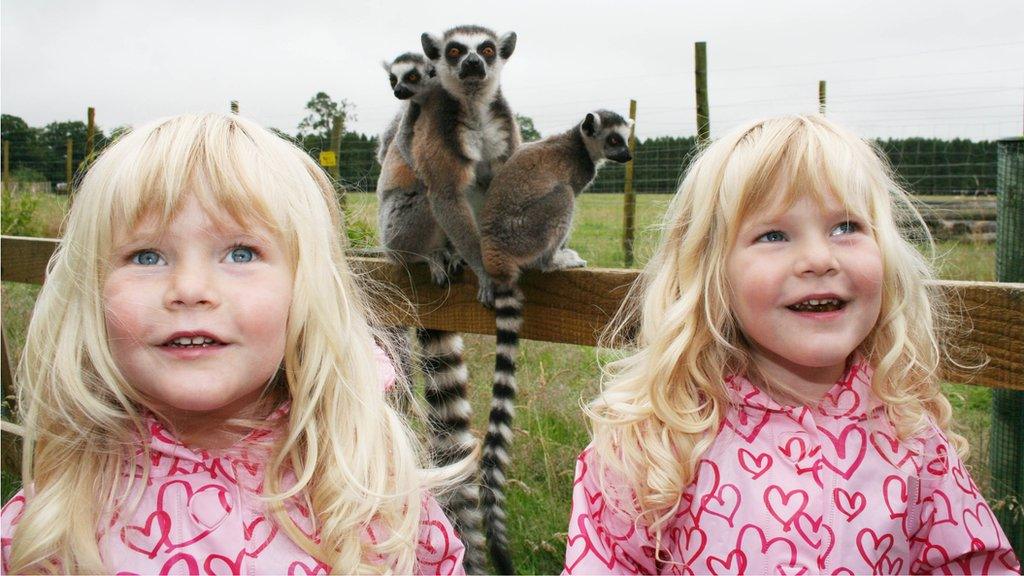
165,261,218,308
796,235,839,276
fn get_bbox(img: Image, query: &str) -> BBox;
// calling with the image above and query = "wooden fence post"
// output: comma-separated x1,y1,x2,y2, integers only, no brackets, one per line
230,100,239,114
991,136,1023,552
819,81,827,115
85,107,95,164
623,99,638,268
695,41,710,147
330,114,345,209
65,137,73,195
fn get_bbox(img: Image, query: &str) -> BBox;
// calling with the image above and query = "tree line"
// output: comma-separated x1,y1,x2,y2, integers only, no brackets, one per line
1,103,999,196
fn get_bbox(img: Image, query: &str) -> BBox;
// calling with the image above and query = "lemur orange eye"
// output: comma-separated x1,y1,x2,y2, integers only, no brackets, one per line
408,73,419,82
481,46,495,57
447,47,460,58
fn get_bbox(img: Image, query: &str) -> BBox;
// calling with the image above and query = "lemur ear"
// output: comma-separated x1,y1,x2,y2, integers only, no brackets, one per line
381,60,391,73
582,113,600,137
426,64,437,78
499,32,517,59
421,33,442,61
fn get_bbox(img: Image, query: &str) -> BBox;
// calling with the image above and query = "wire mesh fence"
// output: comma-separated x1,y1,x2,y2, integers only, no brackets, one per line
990,137,1024,553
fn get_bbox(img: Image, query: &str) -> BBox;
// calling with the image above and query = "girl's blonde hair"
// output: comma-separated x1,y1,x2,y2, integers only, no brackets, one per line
588,114,963,544
9,113,461,573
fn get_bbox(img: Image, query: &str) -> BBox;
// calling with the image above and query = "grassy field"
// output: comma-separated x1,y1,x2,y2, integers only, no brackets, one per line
0,191,1003,573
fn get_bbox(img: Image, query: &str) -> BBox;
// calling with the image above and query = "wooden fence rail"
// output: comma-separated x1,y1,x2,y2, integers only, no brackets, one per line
2,235,1022,391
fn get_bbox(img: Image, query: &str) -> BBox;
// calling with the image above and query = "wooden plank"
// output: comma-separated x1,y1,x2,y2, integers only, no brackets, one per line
938,280,1024,390
1,235,58,285
4,236,1022,390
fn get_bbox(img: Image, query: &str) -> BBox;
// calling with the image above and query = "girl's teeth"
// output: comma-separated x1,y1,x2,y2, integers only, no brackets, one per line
170,336,217,346
789,299,843,312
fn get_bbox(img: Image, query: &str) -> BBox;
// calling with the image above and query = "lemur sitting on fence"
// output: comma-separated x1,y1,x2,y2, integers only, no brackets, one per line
408,25,522,305
477,110,633,574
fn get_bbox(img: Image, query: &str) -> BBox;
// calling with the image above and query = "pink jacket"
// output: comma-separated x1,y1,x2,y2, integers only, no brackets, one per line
564,361,1020,575
1,351,464,576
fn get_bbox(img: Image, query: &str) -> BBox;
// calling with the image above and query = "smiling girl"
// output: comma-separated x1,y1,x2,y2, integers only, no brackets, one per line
564,115,1019,574
2,113,468,574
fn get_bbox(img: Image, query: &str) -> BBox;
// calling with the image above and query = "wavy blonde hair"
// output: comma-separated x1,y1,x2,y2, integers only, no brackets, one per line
8,113,465,573
588,114,963,544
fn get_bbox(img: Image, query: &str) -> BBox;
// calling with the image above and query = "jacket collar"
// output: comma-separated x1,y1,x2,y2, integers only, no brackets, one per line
724,356,877,419
140,402,288,466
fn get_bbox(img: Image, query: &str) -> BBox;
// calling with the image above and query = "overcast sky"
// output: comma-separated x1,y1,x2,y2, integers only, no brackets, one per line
2,0,1022,143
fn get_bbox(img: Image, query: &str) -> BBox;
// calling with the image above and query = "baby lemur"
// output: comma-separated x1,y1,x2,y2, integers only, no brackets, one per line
376,53,436,166
477,110,632,574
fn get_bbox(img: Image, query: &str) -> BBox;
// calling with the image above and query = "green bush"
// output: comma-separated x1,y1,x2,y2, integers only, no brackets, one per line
1,187,43,237
346,218,377,249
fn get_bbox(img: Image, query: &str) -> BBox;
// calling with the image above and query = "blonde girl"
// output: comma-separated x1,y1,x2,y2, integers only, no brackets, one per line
564,115,1018,574
1,113,468,574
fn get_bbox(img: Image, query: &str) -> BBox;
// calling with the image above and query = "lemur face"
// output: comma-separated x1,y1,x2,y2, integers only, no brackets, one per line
422,26,516,96
581,111,633,164
383,53,435,100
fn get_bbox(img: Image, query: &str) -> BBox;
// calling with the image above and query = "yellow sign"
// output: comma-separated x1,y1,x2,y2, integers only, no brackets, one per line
319,151,337,167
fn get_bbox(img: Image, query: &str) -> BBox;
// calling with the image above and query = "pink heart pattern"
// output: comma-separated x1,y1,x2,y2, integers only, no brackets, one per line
1,405,466,575
563,362,1020,575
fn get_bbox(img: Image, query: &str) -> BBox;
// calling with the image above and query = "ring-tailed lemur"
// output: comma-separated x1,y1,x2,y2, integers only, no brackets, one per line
410,25,522,305
477,110,633,574
376,53,437,166
376,52,453,286
374,50,486,575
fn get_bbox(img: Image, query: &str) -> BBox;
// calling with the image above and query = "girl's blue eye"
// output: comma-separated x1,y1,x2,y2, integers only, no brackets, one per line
831,221,859,236
228,246,255,263
757,231,787,243
131,250,164,266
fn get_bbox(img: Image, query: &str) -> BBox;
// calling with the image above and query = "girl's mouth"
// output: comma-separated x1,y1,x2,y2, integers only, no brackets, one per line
787,298,846,312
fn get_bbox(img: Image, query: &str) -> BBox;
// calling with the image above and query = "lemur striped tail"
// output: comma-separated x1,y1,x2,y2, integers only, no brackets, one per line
416,328,487,574
481,285,523,575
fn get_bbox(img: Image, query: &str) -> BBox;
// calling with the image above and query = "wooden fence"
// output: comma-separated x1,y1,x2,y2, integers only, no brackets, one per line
2,234,1023,474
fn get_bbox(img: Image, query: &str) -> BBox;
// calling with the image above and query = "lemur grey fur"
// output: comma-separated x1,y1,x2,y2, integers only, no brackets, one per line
376,52,437,166
411,25,522,305
477,110,633,574
374,48,486,575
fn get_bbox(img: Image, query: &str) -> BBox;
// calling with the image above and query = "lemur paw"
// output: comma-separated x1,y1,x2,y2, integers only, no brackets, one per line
445,254,464,276
427,259,450,286
476,277,495,308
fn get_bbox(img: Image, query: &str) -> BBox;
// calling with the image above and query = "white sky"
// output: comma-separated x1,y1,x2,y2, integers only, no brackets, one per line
2,0,1022,142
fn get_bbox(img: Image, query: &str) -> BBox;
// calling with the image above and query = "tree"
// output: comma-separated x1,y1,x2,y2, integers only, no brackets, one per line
296,92,356,148
38,121,105,183
516,114,541,142
1,114,46,176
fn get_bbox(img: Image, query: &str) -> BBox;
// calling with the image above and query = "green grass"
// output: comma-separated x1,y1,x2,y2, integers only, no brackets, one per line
0,191,1004,574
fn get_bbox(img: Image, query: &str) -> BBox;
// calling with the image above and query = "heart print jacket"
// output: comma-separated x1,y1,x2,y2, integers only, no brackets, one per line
1,348,466,575
564,360,1020,575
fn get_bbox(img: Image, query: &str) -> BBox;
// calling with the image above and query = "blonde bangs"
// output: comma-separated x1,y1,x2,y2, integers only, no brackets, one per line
93,116,329,266
725,117,879,249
